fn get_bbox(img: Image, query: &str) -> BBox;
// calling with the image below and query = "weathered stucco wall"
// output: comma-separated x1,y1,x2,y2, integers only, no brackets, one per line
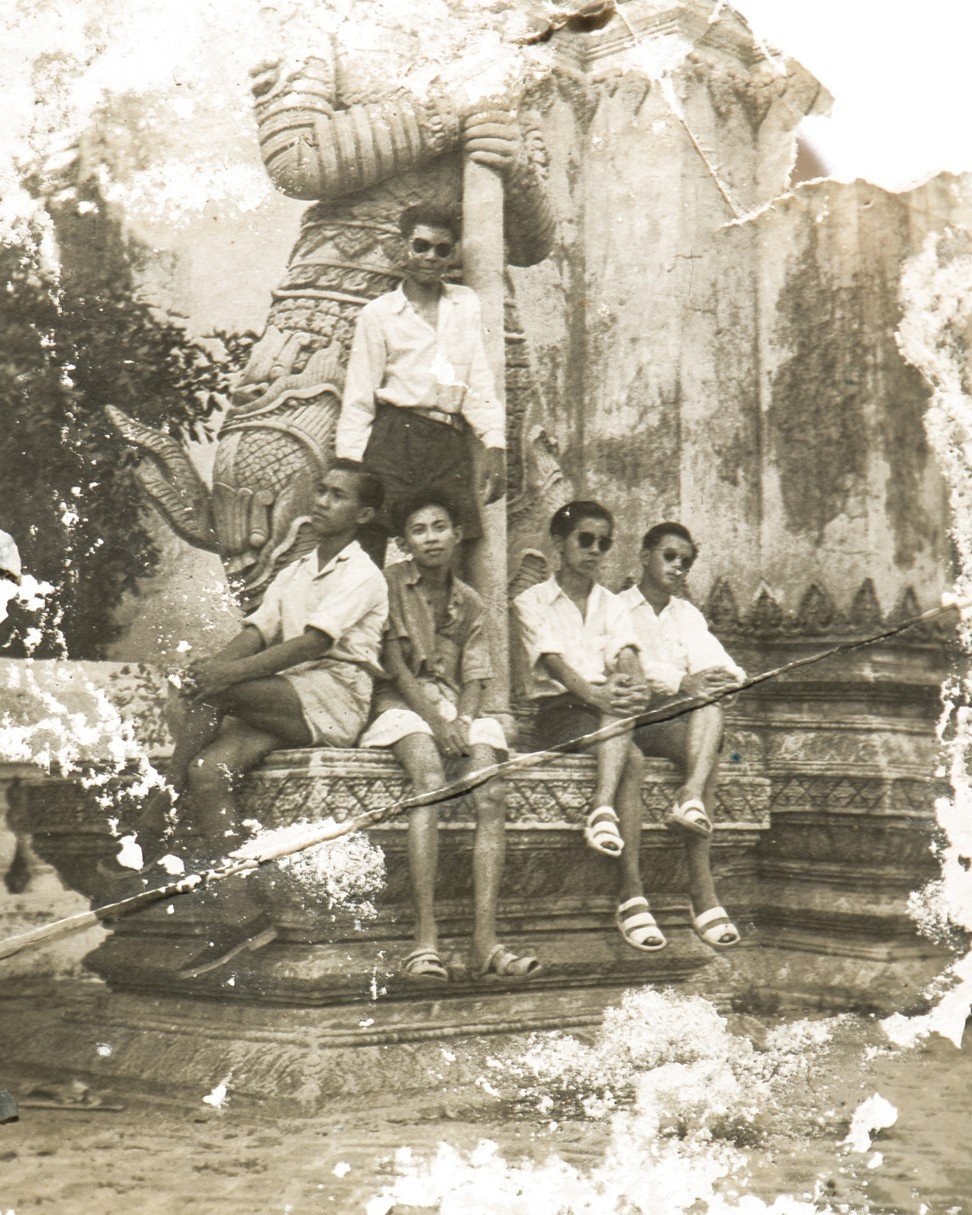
753,177,959,617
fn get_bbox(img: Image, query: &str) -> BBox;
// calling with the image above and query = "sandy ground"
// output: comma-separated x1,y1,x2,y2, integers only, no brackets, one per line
1,1020,970,1214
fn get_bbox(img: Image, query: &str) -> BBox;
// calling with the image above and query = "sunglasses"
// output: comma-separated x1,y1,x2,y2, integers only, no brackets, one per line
660,547,695,570
410,237,454,258
576,531,613,554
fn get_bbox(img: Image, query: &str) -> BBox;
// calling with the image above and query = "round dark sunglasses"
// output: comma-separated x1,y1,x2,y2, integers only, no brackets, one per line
410,237,454,258
576,531,613,554
660,547,694,570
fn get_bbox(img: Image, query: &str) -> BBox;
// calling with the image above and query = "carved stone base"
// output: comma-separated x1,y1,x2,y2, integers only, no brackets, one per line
8,748,770,1005
0,973,735,1116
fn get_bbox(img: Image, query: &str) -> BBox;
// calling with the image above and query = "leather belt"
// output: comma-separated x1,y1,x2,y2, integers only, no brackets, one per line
374,400,465,431
409,407,464,431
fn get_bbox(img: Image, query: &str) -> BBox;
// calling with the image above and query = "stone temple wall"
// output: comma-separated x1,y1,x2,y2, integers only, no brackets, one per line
506,6,957,621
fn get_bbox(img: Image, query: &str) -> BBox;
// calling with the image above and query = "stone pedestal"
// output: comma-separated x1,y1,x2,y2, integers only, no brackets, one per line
7,746,769,1006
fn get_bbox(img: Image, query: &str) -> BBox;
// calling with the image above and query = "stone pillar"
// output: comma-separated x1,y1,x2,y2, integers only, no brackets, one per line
462,158,510,713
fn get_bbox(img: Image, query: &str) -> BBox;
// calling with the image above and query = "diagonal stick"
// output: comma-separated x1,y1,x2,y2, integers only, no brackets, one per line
0,597,965,962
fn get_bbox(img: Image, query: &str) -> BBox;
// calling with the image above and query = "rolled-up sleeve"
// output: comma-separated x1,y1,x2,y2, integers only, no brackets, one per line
604,594,640,667
511,590,563,670
336,304,386,461
683,605,746,681
306,567,386,644
243,577,284,646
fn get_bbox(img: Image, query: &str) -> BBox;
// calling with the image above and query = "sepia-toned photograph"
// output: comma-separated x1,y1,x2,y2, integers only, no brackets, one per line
1,1,970,1211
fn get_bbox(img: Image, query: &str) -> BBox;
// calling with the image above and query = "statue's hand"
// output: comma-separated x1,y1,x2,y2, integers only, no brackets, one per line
250,57,283,100
462,110,519,173
249,56,331,104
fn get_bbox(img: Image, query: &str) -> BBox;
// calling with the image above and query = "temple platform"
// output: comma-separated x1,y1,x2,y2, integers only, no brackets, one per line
0,641,960,1108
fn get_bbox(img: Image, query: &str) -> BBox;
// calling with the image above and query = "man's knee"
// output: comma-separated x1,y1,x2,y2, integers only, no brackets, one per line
409,759,447,796
474,778,507,824
624,742,645,777
186,751,233,796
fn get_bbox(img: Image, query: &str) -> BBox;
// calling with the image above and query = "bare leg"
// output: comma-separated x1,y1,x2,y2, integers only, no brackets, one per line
467,745,506,968
615,743,646,903
679,703,723,804
683,763,721,913
184,719,281,852
137,695,224,842
638,705,726,916
393,733,448,956
593,713,634,808
151,676,311,852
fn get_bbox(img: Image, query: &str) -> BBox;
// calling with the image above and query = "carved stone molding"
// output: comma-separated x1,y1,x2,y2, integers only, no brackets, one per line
704,578,955,644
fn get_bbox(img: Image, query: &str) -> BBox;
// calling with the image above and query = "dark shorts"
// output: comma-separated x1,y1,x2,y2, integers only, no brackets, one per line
534,695,600,752
362,403,482,540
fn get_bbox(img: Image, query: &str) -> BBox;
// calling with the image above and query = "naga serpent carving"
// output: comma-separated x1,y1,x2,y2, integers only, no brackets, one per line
107,1,572,609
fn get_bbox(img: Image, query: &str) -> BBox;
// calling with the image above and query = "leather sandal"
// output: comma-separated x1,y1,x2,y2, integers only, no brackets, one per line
615,896,667,952
666,797,713,839
583,806,624,856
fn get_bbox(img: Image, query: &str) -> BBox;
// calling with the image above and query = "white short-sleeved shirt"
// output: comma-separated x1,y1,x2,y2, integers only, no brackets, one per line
511,576,639,701
243,540,388,678
616,585,746,693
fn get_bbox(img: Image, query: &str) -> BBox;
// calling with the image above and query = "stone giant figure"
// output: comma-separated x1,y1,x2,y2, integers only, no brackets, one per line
108,1,564,610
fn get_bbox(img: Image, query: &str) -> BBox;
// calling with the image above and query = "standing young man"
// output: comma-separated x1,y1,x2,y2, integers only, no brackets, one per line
511,501,668,954
360,492,538,982
336,204,506,567
617,522,746,948
110,460,388,975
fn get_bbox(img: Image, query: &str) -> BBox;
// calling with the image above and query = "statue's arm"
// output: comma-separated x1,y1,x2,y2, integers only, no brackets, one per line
462,110,555,267
251,56,461,201
503,119,556,268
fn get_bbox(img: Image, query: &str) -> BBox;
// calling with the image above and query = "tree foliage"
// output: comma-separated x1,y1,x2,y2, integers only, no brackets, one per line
0,192,251,657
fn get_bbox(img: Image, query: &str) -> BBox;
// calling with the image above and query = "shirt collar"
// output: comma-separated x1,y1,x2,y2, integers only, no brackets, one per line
541,575,607,607
310,539,359,580
389,280,456,314
627,585,679,617
403,558,462,615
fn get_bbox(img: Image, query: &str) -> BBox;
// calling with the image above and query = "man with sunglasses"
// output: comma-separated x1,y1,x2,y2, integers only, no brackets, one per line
617,522,746,950
336,204,506,567
512,501,669,954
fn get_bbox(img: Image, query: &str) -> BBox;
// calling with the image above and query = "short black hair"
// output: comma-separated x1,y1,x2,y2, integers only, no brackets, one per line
394,490,461,537
398,204,459,243
641,521,698,558
549,499,614,541
327,459,385,512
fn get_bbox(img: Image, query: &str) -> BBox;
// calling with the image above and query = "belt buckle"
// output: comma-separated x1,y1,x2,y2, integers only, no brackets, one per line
425,407,458,429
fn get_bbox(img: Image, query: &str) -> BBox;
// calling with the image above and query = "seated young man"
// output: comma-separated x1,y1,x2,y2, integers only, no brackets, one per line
110,460,388,975
617,521,746,949
511,500,668,954
360,492,538,982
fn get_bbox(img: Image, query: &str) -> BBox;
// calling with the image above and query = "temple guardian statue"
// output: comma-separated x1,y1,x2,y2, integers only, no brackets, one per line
108,2,564,611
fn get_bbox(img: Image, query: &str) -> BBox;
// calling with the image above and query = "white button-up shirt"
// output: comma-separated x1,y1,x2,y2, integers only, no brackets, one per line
616,585,746,694
511,576,640,700
335,282,505,461
243,540,388,678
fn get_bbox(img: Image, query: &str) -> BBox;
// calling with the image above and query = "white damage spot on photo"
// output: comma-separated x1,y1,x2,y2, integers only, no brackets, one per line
202,1079,230,1110
841,1094,898,1154
114,835,143,871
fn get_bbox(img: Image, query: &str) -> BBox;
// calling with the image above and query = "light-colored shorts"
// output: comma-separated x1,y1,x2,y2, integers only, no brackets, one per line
359,678,507,754
280,660,373,746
